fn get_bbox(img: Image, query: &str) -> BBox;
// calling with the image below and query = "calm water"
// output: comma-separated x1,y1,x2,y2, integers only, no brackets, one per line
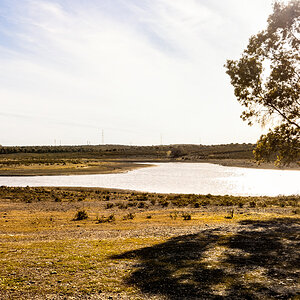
0,163,299,196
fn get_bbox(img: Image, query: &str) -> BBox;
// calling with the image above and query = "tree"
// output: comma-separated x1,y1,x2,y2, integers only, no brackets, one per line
225,0,299,165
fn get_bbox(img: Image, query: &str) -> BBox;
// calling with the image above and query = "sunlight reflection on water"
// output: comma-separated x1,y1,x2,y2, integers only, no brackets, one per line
0,163,299,196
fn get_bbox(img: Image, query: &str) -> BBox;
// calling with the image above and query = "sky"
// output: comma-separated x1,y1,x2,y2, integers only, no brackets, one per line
0,0,287,146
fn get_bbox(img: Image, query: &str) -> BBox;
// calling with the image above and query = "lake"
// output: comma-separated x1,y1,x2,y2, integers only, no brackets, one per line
0,163,299,196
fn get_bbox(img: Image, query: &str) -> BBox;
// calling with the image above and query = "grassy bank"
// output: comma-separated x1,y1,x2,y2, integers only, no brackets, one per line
0,143,299,176
0,160,150,176
0,187,299,299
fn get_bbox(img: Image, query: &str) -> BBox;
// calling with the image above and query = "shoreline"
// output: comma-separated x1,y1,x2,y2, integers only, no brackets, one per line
0,158,299,176
0,161,152,177
199,158,300,171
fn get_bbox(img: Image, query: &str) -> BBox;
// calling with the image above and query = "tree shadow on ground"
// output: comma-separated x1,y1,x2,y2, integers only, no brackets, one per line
111,218,300,299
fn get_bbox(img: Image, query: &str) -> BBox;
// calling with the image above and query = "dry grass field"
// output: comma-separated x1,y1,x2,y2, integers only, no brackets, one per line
0,187,299,299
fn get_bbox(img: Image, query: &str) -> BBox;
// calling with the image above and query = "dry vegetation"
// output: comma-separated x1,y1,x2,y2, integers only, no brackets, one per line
0,186,299,299
0,143,256,176
0,143,298,176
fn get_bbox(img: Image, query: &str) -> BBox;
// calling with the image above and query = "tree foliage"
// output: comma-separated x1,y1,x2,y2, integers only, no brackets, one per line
225,0,300,165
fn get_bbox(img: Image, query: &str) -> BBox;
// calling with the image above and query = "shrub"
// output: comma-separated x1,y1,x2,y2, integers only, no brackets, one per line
200,199,210,206
249,201,256,208
54,196,61,202
105,203,114,209
73,209,88,221
138,202,148,208
128,201,138,207
136,194,148,201
170,212,178,220
292,209,300,214
117,202,128,209
97,214,115,223
225,209,234,219
150,199,156,206
123,213,135,220
220,199,233,206
182,212,192,220
160,201,169,207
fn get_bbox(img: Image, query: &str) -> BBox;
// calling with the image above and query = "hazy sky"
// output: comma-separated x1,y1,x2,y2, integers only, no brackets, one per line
0,0,286,146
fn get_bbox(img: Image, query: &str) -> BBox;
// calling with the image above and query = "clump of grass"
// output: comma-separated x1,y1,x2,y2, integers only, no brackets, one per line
96,214,115,223
200,199,210,206
128,201,138,207
54,195,61,202
138,202,148,209
146,215,152,219
105,203,114,209
220,199,234,206
123,213,135,220
225,209,234,219
249,201,256,208
160,200,169,207
117,202,128,209
73,209,88,221
170,212,178,220
182,212,192,220
136,194,148,201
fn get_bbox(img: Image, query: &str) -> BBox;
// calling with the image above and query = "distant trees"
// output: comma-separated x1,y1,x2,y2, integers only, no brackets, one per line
225,0,299,165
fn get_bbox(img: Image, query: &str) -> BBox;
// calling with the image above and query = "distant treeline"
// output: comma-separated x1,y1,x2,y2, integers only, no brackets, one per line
0,143,255,160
